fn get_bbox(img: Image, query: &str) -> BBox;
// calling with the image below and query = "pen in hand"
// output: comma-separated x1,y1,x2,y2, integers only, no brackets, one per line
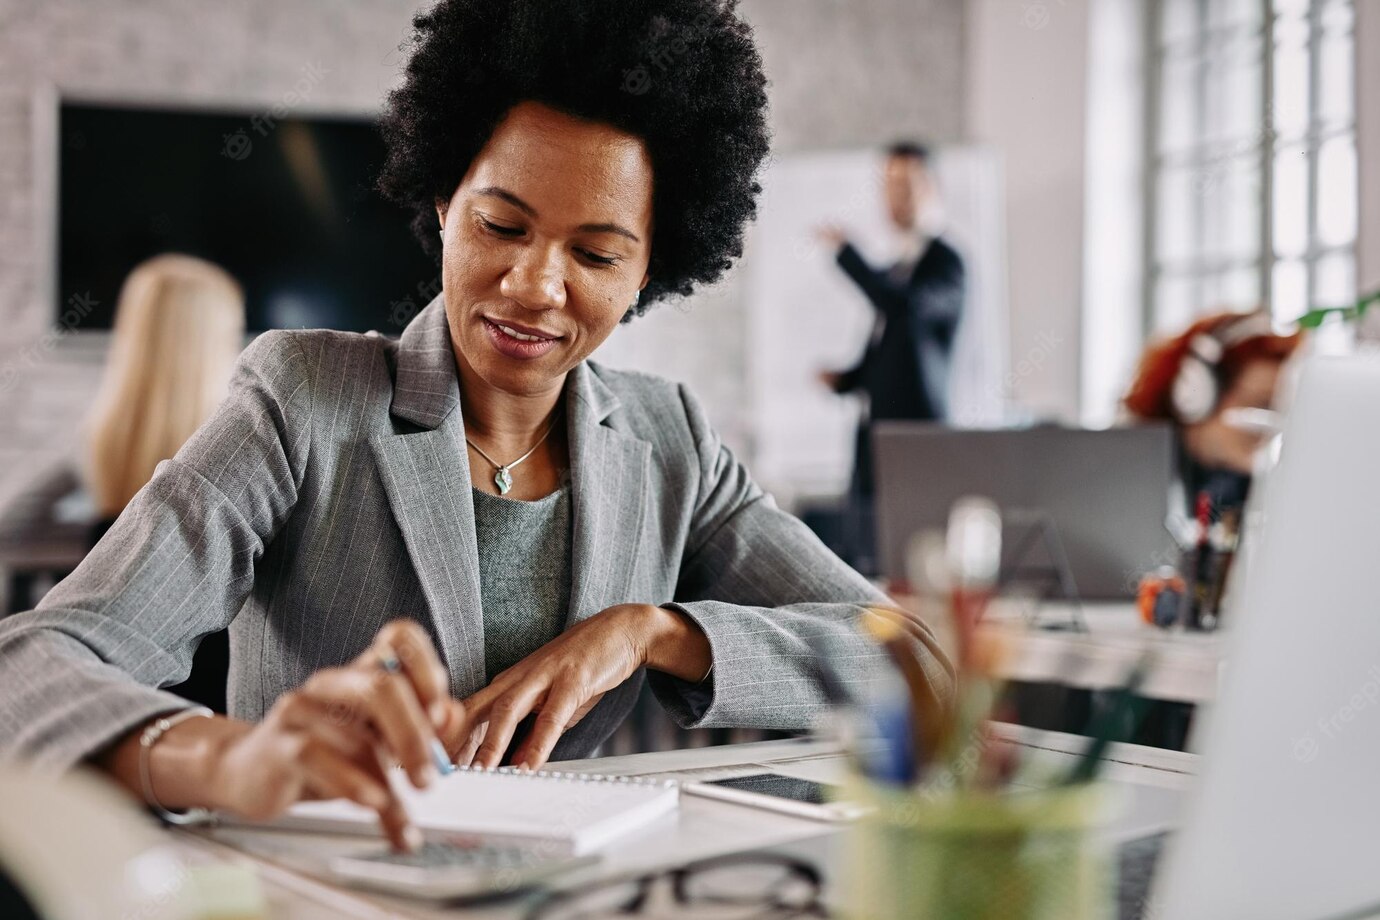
431,738,456,776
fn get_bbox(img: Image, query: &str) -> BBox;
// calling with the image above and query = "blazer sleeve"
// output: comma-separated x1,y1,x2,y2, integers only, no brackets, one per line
832,352,868,395
837,241,965,337
912,242,965,341
0,331,312,770
838,240,965,418
836,241,918,322
647,385,955,730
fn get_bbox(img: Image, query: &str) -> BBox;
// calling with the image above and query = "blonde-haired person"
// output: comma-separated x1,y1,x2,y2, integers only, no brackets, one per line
84,253,245,519
82,253,245,712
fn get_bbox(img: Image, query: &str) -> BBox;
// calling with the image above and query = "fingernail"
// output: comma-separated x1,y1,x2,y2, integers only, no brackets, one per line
403,825,423,853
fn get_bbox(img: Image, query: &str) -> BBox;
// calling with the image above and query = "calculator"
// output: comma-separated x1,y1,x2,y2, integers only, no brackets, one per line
329,842,599,900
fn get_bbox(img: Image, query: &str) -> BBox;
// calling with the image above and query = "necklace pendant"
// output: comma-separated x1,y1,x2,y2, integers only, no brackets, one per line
494,467,514,495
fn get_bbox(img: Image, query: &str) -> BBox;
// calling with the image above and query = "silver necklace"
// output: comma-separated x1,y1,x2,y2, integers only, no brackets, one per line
465,410,561,495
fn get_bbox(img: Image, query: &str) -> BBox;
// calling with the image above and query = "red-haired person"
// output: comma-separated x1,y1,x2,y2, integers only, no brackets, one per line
1124,311,1302,513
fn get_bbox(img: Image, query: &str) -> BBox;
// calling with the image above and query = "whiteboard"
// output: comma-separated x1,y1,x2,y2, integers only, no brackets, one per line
743,147,1009,499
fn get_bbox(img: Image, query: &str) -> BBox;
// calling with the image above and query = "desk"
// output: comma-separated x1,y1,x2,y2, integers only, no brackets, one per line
898,594,1226,705
173,726,1196,919
0,462,89,614
985,601,1224,705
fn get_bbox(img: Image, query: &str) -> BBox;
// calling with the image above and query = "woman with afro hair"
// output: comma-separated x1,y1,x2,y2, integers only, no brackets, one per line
1124,310,1302,514
0,0,952,851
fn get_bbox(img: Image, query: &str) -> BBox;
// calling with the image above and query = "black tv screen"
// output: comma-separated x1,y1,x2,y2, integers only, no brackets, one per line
57,101,439,333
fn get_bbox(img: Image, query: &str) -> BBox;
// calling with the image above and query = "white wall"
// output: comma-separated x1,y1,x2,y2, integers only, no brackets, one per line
964,0,1090,423
1081,0,1145,427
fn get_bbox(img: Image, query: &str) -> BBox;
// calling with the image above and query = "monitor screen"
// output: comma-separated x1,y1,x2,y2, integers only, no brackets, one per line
57,101,439,333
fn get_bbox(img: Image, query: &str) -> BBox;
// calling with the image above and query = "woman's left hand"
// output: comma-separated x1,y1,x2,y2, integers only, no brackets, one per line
448,604,710,771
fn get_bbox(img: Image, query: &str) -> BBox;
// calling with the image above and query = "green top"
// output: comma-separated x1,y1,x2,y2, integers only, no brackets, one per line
471,476,573,682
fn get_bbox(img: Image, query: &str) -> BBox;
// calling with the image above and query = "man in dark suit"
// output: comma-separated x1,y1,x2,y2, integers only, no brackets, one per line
817,142,965,573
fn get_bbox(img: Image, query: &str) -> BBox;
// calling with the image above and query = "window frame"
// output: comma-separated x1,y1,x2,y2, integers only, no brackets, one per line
1141,0,1358,336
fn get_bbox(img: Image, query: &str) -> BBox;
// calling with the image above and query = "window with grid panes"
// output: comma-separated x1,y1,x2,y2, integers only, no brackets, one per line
1146,0,1357,333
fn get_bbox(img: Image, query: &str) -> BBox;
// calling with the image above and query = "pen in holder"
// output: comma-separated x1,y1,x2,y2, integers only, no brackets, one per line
840,777,1122,920
1177,493,1241,631
830,495,1145,920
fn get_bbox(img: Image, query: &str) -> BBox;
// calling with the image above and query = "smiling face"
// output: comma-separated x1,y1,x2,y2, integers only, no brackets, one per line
435,101,654,398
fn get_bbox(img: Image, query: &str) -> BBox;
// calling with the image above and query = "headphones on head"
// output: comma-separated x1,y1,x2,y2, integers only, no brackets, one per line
1170,311,1276,424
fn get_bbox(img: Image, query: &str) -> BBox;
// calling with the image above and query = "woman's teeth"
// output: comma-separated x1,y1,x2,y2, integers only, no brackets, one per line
496,323,548,342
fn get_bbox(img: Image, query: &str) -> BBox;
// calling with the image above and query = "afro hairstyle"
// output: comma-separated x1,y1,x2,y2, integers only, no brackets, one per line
376,0,772,319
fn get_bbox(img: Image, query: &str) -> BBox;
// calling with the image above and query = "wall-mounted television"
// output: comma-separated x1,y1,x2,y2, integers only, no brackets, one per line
57,100,439,333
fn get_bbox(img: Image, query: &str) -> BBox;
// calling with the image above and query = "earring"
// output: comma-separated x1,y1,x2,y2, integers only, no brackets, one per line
629,290,640,311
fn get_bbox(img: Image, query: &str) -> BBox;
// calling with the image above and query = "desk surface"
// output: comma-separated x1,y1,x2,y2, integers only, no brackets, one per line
176,727,1197,919
992,602,1223,704
897,594,1226,704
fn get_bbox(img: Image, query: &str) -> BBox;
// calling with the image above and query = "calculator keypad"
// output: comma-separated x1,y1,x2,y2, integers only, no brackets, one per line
362,843,544,870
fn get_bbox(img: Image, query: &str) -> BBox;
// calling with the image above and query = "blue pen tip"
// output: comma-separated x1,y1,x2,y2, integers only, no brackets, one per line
431,738,455,775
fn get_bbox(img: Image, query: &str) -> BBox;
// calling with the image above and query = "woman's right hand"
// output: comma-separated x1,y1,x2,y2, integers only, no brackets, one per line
200,619,462,851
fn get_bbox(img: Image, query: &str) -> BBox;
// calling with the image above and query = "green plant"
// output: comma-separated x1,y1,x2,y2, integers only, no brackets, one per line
1295,289,1380,329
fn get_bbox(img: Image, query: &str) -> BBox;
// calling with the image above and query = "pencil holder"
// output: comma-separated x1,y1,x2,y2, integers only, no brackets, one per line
840,777,1121,920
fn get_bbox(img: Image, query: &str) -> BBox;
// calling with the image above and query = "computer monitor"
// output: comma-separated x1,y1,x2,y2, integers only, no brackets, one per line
871,424,1176,600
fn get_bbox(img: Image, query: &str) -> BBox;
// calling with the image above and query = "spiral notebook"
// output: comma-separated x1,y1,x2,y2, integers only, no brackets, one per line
259,766,679,855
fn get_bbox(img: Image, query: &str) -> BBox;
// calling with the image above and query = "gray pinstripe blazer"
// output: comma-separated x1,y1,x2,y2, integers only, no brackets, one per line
0,296,952,770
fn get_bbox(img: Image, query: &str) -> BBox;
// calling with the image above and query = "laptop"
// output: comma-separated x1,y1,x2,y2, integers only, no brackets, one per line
871,424,1175,599
1138,356,1380,919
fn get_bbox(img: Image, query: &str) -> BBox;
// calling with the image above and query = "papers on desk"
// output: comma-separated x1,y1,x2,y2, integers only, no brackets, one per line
244,766,679,856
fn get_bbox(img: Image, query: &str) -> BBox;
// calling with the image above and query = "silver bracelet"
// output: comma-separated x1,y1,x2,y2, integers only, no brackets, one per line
138,707,216,825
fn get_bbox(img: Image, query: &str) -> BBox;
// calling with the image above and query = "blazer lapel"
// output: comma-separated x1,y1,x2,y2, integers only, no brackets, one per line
370,296,486,697
369,300,651,692
565,363,651,626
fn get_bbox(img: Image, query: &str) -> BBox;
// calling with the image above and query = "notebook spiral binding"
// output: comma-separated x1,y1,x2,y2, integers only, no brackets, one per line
452,763,676,789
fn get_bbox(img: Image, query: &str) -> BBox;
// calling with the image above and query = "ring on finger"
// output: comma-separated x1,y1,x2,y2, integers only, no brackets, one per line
377,651,402,674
